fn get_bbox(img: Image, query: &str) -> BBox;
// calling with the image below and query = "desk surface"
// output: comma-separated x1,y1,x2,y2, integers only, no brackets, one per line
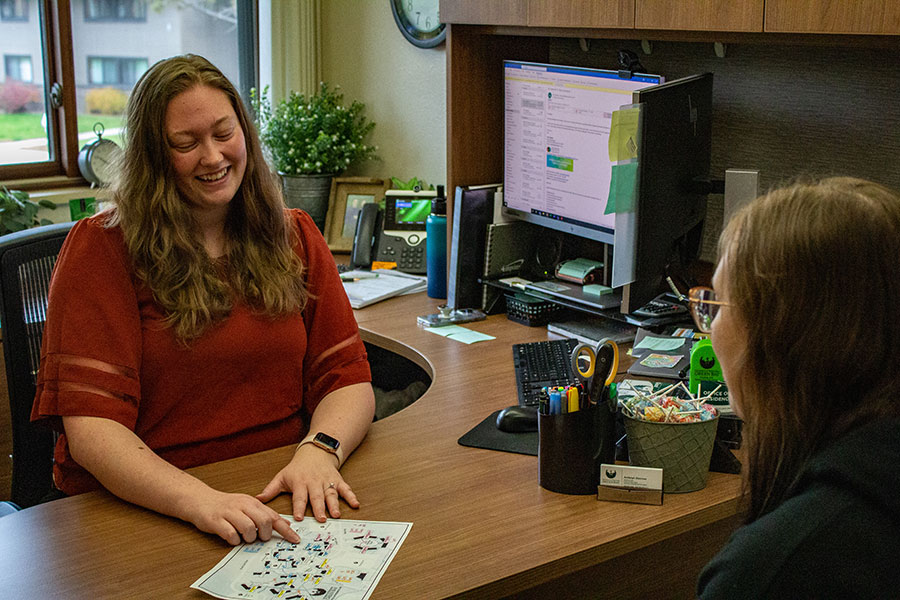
0,292,742,599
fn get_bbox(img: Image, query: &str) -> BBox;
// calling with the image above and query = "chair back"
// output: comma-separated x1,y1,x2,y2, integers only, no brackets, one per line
0,222,74,507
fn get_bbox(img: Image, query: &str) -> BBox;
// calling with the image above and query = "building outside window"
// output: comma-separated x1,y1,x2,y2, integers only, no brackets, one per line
0,0,29,22
4,55,33,82
0,0,254,179
87,56,149,87
84,0,146,22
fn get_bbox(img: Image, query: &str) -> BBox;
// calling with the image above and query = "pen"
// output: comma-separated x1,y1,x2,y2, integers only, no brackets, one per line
340,273,378,282
549,390,561,415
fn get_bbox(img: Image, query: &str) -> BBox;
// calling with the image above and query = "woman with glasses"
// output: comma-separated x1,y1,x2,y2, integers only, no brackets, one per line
696,177,900,598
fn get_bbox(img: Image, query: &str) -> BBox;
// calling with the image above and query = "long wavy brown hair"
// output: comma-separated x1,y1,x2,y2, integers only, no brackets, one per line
106,54,307,340
719,177,900,522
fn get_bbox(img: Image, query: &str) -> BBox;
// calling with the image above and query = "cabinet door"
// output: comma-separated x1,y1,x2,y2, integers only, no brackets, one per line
635,0,764,32
439,0,528,25
527,0,634,28
765,0,900,34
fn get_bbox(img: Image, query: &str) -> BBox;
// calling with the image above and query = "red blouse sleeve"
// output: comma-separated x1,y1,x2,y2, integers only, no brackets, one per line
31,216,143,430
289,210,371,413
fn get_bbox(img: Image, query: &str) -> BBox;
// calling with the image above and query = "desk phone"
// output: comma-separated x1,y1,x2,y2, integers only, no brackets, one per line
350,190,435,274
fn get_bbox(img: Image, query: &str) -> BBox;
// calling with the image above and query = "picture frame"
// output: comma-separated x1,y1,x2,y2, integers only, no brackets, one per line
324,176,390,252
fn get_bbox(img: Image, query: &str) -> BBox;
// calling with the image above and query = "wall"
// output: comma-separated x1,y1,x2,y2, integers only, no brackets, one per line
320,1,447,189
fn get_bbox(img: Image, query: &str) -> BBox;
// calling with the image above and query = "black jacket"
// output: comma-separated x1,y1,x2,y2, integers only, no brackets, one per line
698,418,900,598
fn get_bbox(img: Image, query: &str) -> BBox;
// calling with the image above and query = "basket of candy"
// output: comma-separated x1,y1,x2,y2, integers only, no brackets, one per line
620,381,720,493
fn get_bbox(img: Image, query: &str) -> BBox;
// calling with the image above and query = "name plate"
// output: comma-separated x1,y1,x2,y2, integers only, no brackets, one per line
597,463,663,506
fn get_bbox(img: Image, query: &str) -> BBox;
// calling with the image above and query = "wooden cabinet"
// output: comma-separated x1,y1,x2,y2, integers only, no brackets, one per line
442,0,900,35
439,0,528,26
527,0,634,28
765,0,900,34
635,0,764,32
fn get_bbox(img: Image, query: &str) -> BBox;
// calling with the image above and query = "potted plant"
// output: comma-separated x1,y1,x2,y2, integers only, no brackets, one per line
0,187,55,236
251,83,377,231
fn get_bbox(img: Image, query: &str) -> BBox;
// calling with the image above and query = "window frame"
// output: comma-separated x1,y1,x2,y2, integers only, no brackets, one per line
86,55,149,87
0,0,258,189
4,54,34,82
83,0,147,23
0,0,29,22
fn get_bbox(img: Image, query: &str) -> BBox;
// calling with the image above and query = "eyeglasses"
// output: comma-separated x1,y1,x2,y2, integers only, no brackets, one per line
686,286,730,333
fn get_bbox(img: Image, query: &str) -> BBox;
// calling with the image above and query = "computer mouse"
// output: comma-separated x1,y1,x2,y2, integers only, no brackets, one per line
495,405,539,433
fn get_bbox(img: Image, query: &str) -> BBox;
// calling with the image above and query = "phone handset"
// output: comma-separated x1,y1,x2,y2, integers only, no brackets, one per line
350,202,382,269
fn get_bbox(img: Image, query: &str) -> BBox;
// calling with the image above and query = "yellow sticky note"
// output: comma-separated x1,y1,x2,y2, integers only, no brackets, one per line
608,108,641,162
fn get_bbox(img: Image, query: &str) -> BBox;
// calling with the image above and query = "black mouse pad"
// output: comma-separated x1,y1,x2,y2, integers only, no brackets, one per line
457,410,538,456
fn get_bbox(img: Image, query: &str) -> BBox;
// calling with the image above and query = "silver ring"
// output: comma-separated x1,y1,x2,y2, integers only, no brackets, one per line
327,482,335,490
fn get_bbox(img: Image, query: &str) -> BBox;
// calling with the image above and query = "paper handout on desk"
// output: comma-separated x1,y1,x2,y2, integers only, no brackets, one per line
191,517,412,600
341,269,426,309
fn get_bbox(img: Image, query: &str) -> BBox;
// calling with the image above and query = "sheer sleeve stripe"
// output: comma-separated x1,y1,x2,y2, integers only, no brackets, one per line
306,355,371,403
38,353,141,400
306,334,361,374
33,389,137,427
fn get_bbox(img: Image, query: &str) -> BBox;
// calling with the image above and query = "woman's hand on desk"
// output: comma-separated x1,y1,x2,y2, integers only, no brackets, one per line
256,444,359,523
62,415,302,546
185,489,301,546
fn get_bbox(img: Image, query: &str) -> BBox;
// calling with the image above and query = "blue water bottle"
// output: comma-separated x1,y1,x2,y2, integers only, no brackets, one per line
426,185,447,299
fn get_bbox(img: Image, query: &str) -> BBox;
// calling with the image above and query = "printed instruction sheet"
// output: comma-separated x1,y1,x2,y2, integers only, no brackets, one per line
191,517,413,600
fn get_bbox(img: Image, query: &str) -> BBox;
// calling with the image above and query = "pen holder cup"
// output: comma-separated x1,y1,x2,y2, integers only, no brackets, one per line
538,406,616,495
623,415,719,493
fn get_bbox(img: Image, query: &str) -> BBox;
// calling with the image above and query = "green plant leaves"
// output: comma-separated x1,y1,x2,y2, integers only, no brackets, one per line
0,186,55,236
250,83,377,176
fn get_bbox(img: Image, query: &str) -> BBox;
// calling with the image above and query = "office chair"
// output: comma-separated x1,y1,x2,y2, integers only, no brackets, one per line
0,222,74,509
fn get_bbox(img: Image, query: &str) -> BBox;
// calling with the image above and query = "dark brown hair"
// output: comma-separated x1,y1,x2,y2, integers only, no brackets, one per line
107,54,306,340
719,176,900,521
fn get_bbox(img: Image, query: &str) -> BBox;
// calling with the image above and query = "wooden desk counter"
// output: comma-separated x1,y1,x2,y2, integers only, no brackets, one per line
0,292,742,599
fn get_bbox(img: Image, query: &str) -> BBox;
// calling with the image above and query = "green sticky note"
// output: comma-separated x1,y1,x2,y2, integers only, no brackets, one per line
608,108,641,162
583,284,613,297
605,161,638,214
424,325,495,344
634,335,686,352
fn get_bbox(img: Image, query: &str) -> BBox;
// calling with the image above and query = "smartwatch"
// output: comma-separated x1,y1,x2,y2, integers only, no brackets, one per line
297,432,344,466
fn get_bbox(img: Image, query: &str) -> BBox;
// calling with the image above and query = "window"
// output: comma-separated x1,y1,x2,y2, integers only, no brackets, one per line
84,0,146,22
87,56,148,87
0,0,28,21
4,55,33,82
0,0,257,182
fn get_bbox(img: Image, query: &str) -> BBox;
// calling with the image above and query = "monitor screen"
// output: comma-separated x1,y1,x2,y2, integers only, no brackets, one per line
502,61,662,245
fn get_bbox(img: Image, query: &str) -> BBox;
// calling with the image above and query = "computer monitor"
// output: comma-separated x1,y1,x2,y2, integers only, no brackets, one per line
502,61,663,245
619,72,714,315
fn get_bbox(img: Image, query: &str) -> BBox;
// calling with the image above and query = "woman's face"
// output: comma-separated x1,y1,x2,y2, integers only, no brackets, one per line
710,253,748,417
165,84,247,218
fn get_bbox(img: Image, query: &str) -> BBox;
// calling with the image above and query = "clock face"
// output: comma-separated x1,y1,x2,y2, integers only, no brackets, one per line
90,139,122,185
79,138,122,186
391,0,446,48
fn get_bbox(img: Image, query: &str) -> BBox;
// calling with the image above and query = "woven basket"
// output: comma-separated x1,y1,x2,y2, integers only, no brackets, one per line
623,414,719,493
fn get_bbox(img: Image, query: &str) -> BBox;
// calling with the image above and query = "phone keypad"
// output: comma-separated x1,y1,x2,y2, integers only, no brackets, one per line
399,245,424,270
380,237,426,273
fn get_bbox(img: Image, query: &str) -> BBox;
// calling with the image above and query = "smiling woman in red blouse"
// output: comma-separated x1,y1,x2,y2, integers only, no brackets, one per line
32,54,375,546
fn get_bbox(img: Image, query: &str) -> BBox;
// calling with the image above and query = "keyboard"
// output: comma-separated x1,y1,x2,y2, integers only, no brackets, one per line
512,338,580,406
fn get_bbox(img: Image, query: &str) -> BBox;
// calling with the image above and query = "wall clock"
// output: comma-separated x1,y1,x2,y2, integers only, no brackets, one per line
390,0,446,48
77,123,122,187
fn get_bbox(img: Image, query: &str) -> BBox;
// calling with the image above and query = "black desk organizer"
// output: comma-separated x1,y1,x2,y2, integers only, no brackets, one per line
538,404,617,495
